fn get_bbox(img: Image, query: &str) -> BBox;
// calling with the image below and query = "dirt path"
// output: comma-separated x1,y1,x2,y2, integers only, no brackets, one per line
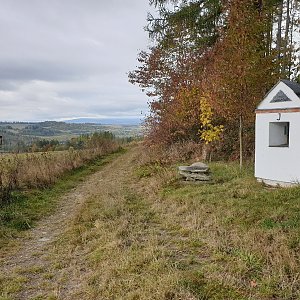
0,147,140,300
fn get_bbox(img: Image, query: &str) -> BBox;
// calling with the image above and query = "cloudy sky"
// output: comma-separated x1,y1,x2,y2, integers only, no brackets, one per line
0,0,151,122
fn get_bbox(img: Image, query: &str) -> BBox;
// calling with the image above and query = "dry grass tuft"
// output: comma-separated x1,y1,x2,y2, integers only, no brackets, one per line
139,141,203,165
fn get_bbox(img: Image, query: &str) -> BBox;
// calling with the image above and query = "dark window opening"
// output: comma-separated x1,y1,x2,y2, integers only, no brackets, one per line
269,122,289,147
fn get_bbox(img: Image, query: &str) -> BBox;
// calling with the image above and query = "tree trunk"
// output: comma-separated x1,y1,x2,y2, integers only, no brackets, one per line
283,0,291,75
288,0,295,76
201,143,211,161
239,115,243,170
266,10,273,56
277,1,283,68
285,0,291,43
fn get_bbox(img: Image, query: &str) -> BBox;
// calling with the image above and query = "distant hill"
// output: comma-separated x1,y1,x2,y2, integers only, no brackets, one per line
65,118,143,126
0,120,143,152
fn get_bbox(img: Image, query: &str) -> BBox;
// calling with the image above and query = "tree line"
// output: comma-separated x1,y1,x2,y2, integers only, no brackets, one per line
129,0,300,164
28,132,116,152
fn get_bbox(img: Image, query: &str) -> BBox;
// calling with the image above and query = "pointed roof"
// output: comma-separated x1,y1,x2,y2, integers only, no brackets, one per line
256,79,300,111
281,79,300,96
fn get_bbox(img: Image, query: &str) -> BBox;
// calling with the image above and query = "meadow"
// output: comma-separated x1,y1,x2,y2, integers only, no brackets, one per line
1,144,300,299
0,135,121,251
0,137,120,204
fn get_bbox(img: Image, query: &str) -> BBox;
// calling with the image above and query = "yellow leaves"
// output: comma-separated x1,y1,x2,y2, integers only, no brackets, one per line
200,126,224,144
199,95,224,144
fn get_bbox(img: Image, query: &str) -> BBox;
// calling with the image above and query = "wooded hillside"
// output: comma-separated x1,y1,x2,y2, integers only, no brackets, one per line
130,0,300,162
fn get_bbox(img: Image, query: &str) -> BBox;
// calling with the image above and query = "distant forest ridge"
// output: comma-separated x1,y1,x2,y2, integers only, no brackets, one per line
0,117,143,126
65,117,143,125
0,120,143,152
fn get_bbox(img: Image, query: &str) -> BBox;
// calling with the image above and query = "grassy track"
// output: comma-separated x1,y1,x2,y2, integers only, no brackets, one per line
0,149,125,253
1,145,300,299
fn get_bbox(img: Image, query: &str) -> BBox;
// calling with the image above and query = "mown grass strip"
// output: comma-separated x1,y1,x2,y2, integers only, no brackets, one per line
0,148,126,249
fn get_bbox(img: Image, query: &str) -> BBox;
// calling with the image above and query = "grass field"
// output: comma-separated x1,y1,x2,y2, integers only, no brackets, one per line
0,149,125,253
1,145,300,299
62,157,300,299
0,138,120,205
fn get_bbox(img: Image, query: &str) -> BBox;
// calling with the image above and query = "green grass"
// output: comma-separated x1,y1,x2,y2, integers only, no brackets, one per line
155,161,300,299
3,145,300,299
81,157,300,299
0,148,126,249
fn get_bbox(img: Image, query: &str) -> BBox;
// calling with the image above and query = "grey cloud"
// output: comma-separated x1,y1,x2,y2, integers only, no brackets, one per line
0,61,84,82
0,0,151,121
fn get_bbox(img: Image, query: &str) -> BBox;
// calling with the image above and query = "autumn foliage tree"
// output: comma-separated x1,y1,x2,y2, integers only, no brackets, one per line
130,0,300,162
129,0,223,146
204,0,280,166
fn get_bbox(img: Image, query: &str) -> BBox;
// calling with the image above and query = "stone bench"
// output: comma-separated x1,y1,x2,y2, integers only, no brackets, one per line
178,162,211,182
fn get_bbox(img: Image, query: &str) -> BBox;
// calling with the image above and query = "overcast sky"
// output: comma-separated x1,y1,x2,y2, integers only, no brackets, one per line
0,0,151,122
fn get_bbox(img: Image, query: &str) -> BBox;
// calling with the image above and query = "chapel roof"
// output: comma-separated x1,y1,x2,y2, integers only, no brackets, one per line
281,79,300,96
